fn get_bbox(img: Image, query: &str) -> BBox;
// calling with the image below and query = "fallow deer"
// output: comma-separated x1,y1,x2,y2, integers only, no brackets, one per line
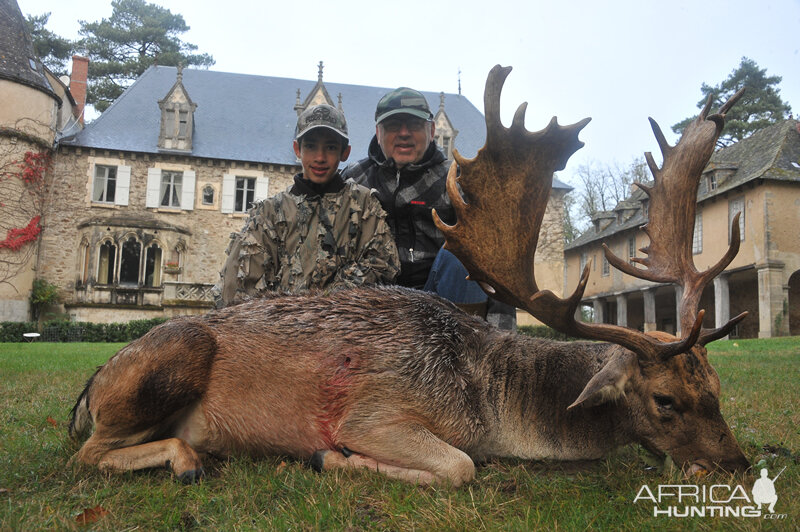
69,65,750,486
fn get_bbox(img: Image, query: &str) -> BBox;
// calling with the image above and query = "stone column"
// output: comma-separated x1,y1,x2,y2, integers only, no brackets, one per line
643,289,657,332
592,299,604,324
714,273,731,339
674,285,683,336
757,262,787,338
616,294,628,328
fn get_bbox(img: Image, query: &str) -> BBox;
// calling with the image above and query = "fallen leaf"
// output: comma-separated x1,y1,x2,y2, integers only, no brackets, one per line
276,461,287,472
46,416,57,427
75,506,109,525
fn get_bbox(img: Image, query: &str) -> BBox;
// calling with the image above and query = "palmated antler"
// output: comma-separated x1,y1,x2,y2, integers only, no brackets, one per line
434,65,746,362
603,90,748,347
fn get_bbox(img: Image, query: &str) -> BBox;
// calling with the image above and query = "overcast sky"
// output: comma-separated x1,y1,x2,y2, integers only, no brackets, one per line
19,0,800,185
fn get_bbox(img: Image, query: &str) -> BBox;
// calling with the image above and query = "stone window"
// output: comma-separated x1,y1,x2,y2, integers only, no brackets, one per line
602,255,610,276
692,211,703,254
178,111,188,138
235,177,256,213
728,197,745,243
579,252,587,271
160,171,183,208
202,185,215,205
628,237,636,264
92,165,117,203
439,135,451,158
97,241,116,284
707,174,717,192
120,237,142,285
144,243,163,287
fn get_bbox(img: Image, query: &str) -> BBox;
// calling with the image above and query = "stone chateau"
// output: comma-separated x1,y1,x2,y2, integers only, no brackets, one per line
1,0,571,324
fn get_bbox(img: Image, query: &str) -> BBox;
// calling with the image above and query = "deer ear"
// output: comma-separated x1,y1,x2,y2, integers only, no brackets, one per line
567,351,637,409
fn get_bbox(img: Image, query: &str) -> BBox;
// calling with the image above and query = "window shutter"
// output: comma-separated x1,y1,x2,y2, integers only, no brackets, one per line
181,170,196,211
221,174,235,213
255,177,269,202
115,165,131,206
146,168,161,208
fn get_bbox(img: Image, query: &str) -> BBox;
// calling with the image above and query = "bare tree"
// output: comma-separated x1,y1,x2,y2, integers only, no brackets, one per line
568,156,649,234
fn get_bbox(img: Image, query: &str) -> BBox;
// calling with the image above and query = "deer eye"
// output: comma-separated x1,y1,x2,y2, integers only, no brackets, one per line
654,395,675,411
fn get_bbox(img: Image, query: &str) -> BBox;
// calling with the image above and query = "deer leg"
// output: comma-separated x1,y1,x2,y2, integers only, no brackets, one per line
310,425,475,486
77,434,205,483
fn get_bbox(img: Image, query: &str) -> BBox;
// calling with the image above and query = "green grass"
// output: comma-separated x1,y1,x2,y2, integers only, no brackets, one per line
1,338,797,530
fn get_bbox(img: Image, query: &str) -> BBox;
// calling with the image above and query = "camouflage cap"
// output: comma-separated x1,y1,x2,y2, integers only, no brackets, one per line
295,104,349,143
375,87,433,124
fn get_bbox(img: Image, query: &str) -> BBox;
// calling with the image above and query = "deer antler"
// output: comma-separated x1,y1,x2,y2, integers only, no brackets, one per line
435,65,745,362
602,89,748,346
434,65,590,310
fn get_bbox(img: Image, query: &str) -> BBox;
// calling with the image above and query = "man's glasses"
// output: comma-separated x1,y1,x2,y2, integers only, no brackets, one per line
380,118,430,133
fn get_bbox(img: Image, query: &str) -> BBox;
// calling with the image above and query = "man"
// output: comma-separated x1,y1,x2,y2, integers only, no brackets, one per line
217,104,399,306
342,88,515,329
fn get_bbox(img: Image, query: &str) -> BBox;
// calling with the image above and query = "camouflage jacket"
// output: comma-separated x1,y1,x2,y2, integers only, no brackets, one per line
217,174,399,306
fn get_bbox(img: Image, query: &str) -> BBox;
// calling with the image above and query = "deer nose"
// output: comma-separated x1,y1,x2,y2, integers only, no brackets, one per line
720,453,751,474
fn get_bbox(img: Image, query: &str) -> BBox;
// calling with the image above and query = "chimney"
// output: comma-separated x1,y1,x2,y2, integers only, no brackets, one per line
69,55,89,124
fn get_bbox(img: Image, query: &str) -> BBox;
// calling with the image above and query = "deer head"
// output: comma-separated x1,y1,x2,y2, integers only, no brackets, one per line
434,65,749,473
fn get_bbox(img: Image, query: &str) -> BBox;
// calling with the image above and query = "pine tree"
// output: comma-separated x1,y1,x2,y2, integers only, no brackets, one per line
77,0,214,112
672,57,792,147
25,13,75,76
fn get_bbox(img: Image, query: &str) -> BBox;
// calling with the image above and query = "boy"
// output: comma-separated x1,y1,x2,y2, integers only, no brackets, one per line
217,104,399,306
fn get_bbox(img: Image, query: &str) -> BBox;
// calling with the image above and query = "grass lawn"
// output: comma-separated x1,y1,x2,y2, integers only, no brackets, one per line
0,337,797,530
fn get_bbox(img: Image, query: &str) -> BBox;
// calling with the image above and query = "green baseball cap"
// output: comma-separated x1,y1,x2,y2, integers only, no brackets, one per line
375,87,433,124
295,104,349,143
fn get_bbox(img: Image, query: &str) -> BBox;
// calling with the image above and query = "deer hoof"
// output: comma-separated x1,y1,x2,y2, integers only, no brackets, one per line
178,468,205,484
310,450,329,473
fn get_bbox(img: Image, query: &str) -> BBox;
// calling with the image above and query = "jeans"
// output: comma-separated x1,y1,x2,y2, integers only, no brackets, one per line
423,248,487,304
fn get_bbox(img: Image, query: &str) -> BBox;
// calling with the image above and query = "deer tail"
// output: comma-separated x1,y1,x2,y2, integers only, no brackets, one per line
68,372,98,441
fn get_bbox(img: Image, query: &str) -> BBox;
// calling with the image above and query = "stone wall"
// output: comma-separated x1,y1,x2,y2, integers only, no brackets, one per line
40,146,298,321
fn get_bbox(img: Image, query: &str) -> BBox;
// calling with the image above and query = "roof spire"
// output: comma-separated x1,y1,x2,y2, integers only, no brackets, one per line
177,63,184,83
318,61,324,82
337,92,343,110
439,92,445,112
458,67,461,96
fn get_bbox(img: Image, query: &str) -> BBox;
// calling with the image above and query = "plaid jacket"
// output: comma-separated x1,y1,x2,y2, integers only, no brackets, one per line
342,138,455,289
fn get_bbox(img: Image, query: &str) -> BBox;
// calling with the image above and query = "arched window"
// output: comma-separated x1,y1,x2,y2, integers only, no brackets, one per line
120,237,141,285
202,185,215,205
97,241,116,284
144,243,162,287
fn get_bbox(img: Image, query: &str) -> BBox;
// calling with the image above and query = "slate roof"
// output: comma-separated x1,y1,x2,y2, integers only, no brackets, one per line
698,119,800,199
61,65,572,189
566,119,800,250
0,0,54,96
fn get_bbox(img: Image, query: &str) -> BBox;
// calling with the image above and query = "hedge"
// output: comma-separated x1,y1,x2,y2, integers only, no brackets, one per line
517,324,578,341
4,319,571,343
1,318,168,343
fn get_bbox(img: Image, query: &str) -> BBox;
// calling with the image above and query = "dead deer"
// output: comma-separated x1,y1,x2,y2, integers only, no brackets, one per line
69,65,750,486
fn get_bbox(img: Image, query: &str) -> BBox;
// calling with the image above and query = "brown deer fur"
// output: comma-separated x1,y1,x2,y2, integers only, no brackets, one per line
70,287,748,485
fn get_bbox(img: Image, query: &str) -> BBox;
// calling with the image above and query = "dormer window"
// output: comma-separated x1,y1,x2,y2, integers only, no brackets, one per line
158,66,197,152
434,92,458,160
707,174,717,191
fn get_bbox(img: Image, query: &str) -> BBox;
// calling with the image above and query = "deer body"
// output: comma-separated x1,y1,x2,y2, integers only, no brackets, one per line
70,287,745,485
